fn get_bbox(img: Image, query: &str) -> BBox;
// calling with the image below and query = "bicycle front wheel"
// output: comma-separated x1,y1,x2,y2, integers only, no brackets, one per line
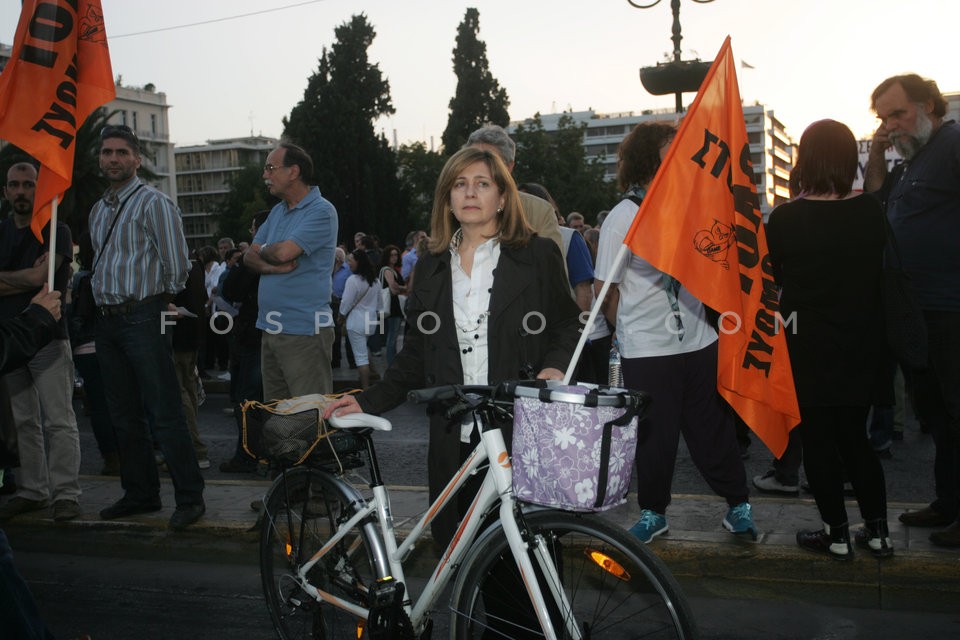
260,465,381,640
450,509,698,639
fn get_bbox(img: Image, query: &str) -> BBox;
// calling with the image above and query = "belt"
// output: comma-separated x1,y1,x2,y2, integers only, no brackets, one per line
97,294,164,317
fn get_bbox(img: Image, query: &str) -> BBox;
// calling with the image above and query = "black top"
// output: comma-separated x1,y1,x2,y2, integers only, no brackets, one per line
766,194,885,407
0,219,72,339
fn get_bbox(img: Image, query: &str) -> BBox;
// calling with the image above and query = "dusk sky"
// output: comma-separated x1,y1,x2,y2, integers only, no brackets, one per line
3,0,957,147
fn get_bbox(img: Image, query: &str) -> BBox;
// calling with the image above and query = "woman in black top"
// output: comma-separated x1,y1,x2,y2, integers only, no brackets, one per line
766,119,892,559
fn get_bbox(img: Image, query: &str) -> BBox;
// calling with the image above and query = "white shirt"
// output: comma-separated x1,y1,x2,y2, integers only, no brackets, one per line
341,274,380,336
594,198,716,359
451,234,500,442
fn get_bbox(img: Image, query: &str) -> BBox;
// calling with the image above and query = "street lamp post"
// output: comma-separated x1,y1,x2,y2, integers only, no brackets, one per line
629,0,715,112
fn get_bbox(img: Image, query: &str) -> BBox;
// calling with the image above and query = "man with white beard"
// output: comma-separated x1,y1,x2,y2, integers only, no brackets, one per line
864,74,960,549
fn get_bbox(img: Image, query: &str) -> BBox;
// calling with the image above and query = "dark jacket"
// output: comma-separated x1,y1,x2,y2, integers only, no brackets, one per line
0,305,57,376
358,236,580,542
172,260,207,353
221,257,261,348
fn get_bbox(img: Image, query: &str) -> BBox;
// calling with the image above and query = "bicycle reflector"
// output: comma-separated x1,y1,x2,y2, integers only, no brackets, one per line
586,548,631,581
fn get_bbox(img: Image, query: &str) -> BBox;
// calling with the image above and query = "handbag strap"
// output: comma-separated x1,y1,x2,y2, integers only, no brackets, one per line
91,183,145,274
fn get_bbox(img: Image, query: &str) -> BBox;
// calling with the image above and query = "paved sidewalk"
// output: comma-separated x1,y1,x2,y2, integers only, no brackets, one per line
3,471,958,613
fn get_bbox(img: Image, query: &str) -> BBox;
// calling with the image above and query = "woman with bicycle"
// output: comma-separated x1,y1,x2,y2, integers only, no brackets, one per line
325,145,581,544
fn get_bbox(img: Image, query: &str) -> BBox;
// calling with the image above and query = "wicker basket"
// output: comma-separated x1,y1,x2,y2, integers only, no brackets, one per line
241,394,365,469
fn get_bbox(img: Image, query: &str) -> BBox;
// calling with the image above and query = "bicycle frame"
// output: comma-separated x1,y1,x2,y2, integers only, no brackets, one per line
288,414,578,639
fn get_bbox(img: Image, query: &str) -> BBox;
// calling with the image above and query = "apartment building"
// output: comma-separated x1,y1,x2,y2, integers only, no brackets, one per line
174,136,277,246
509,105,793,218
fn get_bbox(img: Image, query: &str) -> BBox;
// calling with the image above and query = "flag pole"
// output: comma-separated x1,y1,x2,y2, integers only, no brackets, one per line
562,243,630,385
47,195,58,290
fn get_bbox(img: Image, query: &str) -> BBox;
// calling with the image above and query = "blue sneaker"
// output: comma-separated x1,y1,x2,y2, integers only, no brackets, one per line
629,509,668,543
723,502,757,540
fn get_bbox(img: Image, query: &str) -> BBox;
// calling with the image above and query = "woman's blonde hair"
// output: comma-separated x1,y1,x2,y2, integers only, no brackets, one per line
427,147,531,254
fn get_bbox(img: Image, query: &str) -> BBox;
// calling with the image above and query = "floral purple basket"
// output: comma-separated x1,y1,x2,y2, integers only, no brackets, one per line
510,382,649,512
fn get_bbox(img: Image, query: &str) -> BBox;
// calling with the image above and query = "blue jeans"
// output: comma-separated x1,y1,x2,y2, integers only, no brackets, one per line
229,339,262,464
384,315,402,366
95,298,204,507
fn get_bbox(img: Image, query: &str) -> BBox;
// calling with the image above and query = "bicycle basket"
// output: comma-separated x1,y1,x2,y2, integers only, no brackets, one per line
511,381,648,512
242,394,365,469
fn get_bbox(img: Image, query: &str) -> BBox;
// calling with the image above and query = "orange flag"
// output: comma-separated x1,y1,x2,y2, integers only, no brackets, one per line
0,0,115,241
624,36,800,456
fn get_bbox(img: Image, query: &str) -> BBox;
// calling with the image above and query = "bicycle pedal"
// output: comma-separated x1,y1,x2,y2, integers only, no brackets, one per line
366,576,413,639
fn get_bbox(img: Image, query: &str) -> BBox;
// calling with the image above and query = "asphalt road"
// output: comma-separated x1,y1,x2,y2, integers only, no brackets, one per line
17,549,960,639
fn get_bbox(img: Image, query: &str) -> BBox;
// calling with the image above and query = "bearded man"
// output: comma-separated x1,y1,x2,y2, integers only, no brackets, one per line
864,74,960,549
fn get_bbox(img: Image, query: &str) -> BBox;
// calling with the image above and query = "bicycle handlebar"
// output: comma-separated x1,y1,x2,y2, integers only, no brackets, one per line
406,385,497,404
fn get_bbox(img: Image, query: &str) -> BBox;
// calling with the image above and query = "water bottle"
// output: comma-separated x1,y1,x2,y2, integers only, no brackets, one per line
608,338,623,387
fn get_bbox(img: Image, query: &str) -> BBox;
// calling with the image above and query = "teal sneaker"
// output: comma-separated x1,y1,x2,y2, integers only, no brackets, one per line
723,502,757,540
629,509,668,543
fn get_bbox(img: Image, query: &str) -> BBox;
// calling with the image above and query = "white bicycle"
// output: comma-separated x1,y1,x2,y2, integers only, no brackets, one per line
258,383,698,639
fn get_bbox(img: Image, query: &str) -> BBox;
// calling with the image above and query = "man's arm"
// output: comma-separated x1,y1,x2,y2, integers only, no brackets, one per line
0,253,52,296
144,194,191,297
593,279,619,327
863,124,890,194
243,243,298,275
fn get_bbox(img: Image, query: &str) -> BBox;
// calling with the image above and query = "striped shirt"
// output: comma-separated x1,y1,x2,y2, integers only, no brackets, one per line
89,177,190,306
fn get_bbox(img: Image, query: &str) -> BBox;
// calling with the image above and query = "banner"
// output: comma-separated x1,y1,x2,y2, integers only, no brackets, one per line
0,0,115,240
623,36,800,456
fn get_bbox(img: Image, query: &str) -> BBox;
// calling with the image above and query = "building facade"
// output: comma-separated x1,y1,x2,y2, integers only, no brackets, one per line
105,83,176,199
174,136,277,247
509,105,793,218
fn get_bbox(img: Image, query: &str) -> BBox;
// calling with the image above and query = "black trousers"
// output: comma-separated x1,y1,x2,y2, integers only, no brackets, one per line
913,310,960,520
798,405,887,527
622,341,748,514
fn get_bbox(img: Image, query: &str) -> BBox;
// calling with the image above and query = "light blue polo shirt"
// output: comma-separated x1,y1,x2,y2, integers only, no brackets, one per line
254,187,338,335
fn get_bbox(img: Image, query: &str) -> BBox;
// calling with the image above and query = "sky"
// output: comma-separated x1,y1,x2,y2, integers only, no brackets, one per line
2,0,957,148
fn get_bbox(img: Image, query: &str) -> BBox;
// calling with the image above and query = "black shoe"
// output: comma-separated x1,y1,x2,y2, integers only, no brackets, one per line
100,497,162,520
797,525,853,561
854,519,894,558
876,447,893,460
899,505,955,528
929,521,960,548
169,503,205,531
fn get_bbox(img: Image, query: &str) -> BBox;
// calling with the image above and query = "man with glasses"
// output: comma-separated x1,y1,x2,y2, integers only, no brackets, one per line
89,125,205,531
0,161,82,523
244,142,338,399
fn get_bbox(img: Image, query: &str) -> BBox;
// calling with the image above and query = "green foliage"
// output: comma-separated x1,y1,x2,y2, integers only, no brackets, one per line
397,142,445,231
282,14,410,246
441,8,510,154
215,164,277,243
512,114,617,224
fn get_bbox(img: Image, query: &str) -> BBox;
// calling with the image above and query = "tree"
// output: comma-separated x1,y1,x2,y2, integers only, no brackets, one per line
214,164,277,243
441,8,510,153
282,14,409,245
512,114,618,223
397,142,445,231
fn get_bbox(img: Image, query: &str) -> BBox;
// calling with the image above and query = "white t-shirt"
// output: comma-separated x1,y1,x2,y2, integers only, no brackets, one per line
341,274,380,336
594,198,716,359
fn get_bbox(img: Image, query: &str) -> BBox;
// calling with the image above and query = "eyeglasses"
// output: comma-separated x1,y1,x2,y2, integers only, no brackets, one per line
263,163,288,173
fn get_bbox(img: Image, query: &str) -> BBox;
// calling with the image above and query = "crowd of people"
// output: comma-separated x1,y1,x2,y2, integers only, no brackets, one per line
0,74,957,570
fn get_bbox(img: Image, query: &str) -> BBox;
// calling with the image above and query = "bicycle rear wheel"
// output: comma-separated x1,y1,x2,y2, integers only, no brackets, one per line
260,465,381,640
450,509,698,639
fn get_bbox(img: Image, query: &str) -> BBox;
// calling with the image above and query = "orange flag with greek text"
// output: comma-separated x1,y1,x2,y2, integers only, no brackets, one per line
624,37,799,456
0,0,115,241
